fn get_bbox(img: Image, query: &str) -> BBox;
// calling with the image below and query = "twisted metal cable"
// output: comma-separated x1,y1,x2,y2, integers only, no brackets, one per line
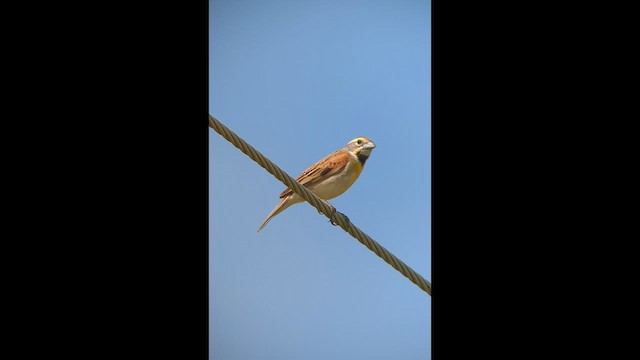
209,114,431,296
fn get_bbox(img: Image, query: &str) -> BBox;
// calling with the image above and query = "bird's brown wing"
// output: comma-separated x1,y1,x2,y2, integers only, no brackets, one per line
279,151,350,198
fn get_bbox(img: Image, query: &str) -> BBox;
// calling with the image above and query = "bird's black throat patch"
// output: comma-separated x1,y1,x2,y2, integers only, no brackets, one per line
357,153,369,166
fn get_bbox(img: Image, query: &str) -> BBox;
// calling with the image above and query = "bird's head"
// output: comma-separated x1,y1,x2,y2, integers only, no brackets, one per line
346,136,376,157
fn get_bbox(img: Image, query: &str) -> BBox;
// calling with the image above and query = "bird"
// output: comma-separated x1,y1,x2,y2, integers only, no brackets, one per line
257,136,376,233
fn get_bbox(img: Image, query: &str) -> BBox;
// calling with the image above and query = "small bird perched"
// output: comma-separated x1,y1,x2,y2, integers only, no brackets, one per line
257,137,376,233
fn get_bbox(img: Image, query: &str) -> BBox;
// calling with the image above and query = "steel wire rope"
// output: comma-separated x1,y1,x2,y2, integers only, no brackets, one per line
209,114,431,295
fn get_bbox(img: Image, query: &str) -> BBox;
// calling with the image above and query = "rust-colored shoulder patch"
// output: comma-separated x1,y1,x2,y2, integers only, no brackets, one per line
279,151,350,198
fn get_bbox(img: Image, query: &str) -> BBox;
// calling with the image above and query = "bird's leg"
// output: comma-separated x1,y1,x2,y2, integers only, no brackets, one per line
317,200,336,215
322,200,345,226
324,200,336,215
317,200,340,225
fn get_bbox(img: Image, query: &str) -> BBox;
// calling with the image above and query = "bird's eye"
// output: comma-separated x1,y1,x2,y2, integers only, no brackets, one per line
357,139,363,145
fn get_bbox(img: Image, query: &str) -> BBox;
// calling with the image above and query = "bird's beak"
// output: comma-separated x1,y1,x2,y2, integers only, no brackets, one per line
363,141,376,150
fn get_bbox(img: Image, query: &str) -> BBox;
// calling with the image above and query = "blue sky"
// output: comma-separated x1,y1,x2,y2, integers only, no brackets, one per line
210,1,431,359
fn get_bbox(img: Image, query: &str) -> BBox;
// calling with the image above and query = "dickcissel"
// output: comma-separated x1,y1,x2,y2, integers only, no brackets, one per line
257,137,376,233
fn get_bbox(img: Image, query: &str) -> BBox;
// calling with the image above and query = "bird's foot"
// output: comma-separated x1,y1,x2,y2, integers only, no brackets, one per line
316,200,341,226
317,200,336,215
324,200,336,215
329,212,349,226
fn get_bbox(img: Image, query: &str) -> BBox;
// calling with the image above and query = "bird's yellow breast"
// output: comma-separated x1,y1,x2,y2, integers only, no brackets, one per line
348,155,364,183
340,153,364,194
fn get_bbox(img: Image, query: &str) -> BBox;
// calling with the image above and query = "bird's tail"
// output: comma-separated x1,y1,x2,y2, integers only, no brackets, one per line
257,196,294,233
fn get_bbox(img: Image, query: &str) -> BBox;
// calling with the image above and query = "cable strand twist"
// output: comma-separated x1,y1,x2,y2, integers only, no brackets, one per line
209,114,431,295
